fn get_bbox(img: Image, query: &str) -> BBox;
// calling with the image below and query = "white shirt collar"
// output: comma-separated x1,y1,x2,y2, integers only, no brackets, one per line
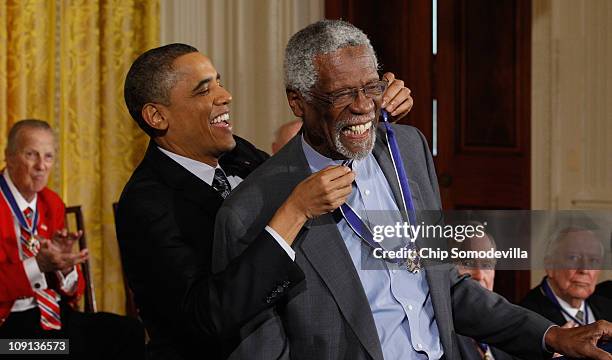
546,278,586,318
2,171,37,212
157,147,222,186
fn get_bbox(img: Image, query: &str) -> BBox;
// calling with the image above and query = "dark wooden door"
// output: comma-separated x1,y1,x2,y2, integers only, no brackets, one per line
326,0,531,303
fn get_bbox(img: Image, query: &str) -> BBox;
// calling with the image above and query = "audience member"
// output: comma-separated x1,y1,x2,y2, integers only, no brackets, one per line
0,119,144,359
521,227,612,326
454,231,520,360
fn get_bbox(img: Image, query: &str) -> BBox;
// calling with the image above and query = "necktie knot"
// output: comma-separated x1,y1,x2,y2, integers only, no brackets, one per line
576,309,585,323
23,207,33,227
212,168,232,199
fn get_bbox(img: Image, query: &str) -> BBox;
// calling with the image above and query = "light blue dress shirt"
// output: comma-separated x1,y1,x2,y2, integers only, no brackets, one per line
301,136,443,360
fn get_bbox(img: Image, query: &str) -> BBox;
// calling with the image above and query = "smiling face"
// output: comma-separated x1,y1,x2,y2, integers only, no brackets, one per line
153,52,235,165
301,45,380,160
5,127,55,202
546,230,603,307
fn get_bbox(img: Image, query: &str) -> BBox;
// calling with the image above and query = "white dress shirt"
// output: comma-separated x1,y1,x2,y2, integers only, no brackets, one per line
547,279,595,325
158,147,295,260
3,172,78,312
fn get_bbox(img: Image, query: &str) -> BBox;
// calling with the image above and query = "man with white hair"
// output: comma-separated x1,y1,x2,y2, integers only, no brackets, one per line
521,227,612,329
215,20,612,360
0,119,144,359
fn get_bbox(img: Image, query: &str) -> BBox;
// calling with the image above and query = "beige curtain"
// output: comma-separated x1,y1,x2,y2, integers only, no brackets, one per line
0,0,159,314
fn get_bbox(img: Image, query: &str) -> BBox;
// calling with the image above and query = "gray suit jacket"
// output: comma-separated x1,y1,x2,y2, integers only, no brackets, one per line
214,124,553,360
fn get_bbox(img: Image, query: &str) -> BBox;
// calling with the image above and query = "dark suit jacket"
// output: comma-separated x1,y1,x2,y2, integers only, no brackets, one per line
214,125,553,360
457,335,520,360
116,137,304,360
521,277,612,327
595,280,611,300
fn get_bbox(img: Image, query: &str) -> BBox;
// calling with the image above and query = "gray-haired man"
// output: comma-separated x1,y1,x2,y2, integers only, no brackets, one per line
214,20,612,360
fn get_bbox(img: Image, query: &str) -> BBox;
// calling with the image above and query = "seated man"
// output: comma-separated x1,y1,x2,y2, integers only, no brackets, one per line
521,227,612,327
454,230,520,360
0,119,144,359
214,19,612,360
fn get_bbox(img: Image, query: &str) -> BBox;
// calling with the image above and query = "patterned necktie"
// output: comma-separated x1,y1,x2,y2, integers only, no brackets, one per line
212,168,232,199
20,207,62,331
575,309,585,324
478,342,492,360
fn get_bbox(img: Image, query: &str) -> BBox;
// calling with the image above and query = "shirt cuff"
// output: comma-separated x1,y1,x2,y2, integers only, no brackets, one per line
265,226,296,261
23,257,48,290
56,267,78,293
542,325,558,352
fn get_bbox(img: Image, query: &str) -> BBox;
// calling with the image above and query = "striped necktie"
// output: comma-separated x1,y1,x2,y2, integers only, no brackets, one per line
21,207,62,330
212,168,232,199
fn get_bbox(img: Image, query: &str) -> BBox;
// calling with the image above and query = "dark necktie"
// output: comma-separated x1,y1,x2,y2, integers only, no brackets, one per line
212,168,232,199
576,309,585,324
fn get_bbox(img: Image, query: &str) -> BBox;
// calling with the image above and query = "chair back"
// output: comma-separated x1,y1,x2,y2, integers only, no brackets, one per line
64,205,97,313
112,202,140,319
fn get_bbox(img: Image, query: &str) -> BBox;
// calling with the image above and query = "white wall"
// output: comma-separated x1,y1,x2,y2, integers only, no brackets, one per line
532,0,612,285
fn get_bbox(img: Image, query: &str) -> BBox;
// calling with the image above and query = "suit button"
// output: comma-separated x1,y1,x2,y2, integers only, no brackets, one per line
34,283,41,289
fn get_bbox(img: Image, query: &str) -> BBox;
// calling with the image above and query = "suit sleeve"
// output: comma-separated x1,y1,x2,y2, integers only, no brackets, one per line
449,267,553,359
117,192,303,353
189,205,304,337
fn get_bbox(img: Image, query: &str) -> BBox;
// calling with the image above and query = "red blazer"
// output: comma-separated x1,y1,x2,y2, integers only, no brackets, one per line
0,185,84,325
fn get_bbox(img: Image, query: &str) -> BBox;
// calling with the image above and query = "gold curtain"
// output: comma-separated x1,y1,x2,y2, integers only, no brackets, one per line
0,0,159,314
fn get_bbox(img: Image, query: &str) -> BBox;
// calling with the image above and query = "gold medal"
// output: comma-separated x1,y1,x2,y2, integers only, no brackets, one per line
406,256,421,273
27,236,39,253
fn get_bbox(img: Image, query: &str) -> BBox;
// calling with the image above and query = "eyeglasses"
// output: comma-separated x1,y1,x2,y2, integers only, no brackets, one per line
306,80,388,108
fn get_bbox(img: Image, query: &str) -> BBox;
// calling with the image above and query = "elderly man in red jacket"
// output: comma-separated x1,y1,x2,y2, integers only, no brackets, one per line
0,119,143,359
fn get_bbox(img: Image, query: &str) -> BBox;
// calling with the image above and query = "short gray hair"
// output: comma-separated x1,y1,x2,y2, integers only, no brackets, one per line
284,19,378,99
545,226,604,259
6,119,55,154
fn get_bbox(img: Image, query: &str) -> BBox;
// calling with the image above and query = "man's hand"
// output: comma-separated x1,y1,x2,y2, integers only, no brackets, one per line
35,237,88,274
52,229,83,254
545,320,612,360
268,165,355,245
287,165,355,220
381,72,413,122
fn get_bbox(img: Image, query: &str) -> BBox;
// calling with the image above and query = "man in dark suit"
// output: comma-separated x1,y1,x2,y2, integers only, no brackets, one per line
521,227,612,327
117,43,404,359
214,20,612,360
453,232,520,360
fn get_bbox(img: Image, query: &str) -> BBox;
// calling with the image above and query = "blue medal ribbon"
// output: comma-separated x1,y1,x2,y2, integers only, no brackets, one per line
337,110,420,271
542,278,589,325
0,174,39,240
